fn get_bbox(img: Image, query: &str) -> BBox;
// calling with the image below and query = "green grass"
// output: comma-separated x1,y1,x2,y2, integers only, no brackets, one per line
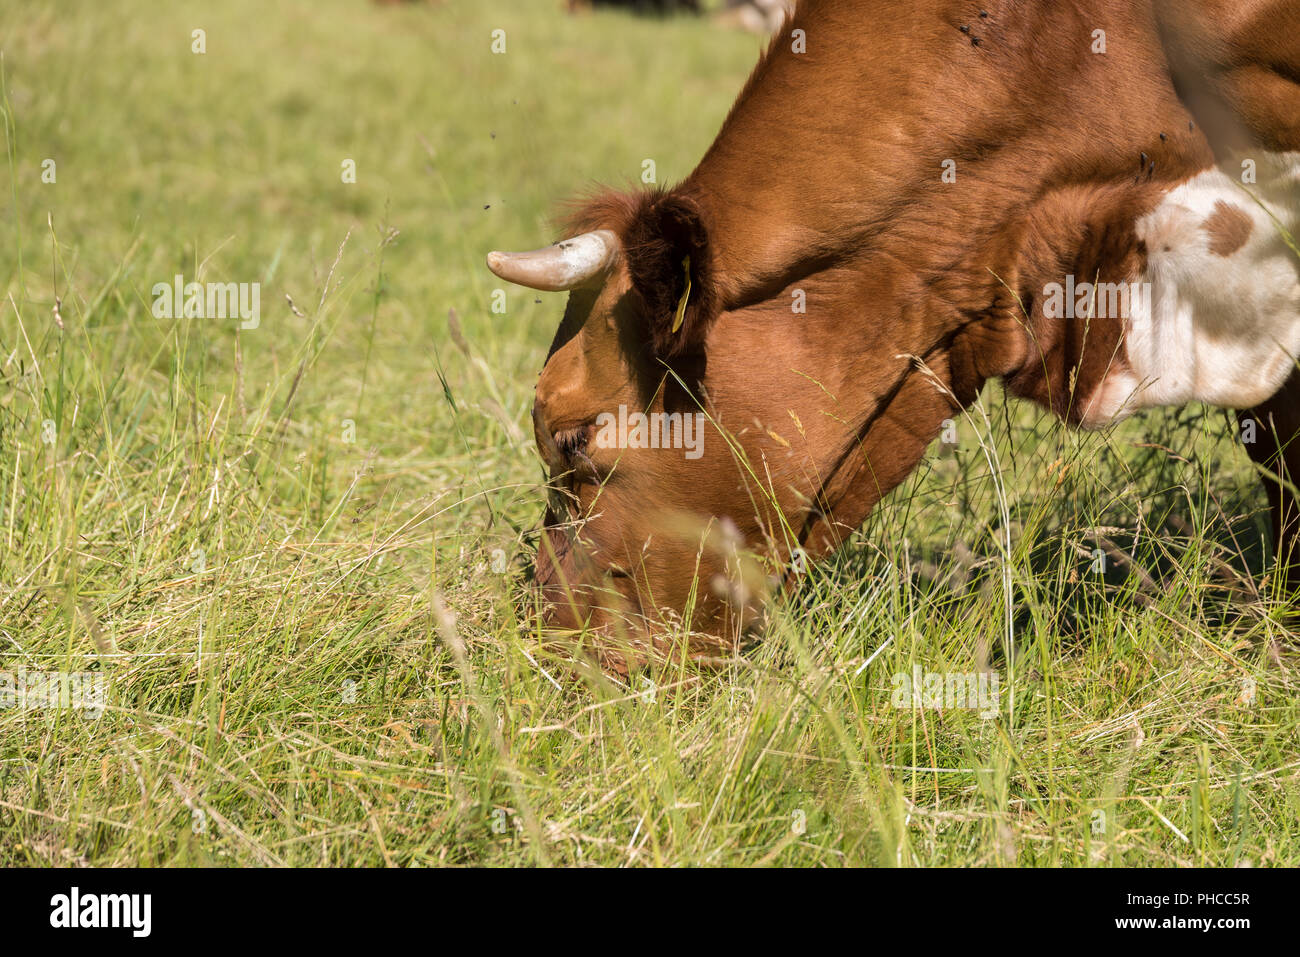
1,0,1297,867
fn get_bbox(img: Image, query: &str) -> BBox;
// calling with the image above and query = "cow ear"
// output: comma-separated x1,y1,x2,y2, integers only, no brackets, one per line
623,192,719,360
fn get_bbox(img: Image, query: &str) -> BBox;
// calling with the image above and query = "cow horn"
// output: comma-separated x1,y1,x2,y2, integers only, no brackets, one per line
486,229,618,291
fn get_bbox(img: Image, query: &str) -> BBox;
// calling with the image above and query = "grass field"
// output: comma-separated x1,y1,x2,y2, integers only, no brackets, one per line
1,0,1297,868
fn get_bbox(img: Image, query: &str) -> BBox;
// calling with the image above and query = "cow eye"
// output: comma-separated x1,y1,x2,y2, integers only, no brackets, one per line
554,426,589,460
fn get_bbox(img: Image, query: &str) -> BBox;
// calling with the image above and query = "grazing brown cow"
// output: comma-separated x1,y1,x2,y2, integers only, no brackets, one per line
487,0,1300,672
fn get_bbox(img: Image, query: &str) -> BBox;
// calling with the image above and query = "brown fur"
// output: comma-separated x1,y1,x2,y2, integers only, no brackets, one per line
1202,200,1255,257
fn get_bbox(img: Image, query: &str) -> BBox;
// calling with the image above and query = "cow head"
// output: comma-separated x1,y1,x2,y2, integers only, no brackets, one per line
487,0,1282,670
488,191,775,670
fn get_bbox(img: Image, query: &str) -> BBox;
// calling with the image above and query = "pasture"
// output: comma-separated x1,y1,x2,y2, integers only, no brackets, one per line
1,0,1297,867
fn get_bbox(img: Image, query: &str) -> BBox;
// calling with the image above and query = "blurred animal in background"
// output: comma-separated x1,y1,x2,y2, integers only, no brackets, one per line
567,0,702,14
720,0,795,33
